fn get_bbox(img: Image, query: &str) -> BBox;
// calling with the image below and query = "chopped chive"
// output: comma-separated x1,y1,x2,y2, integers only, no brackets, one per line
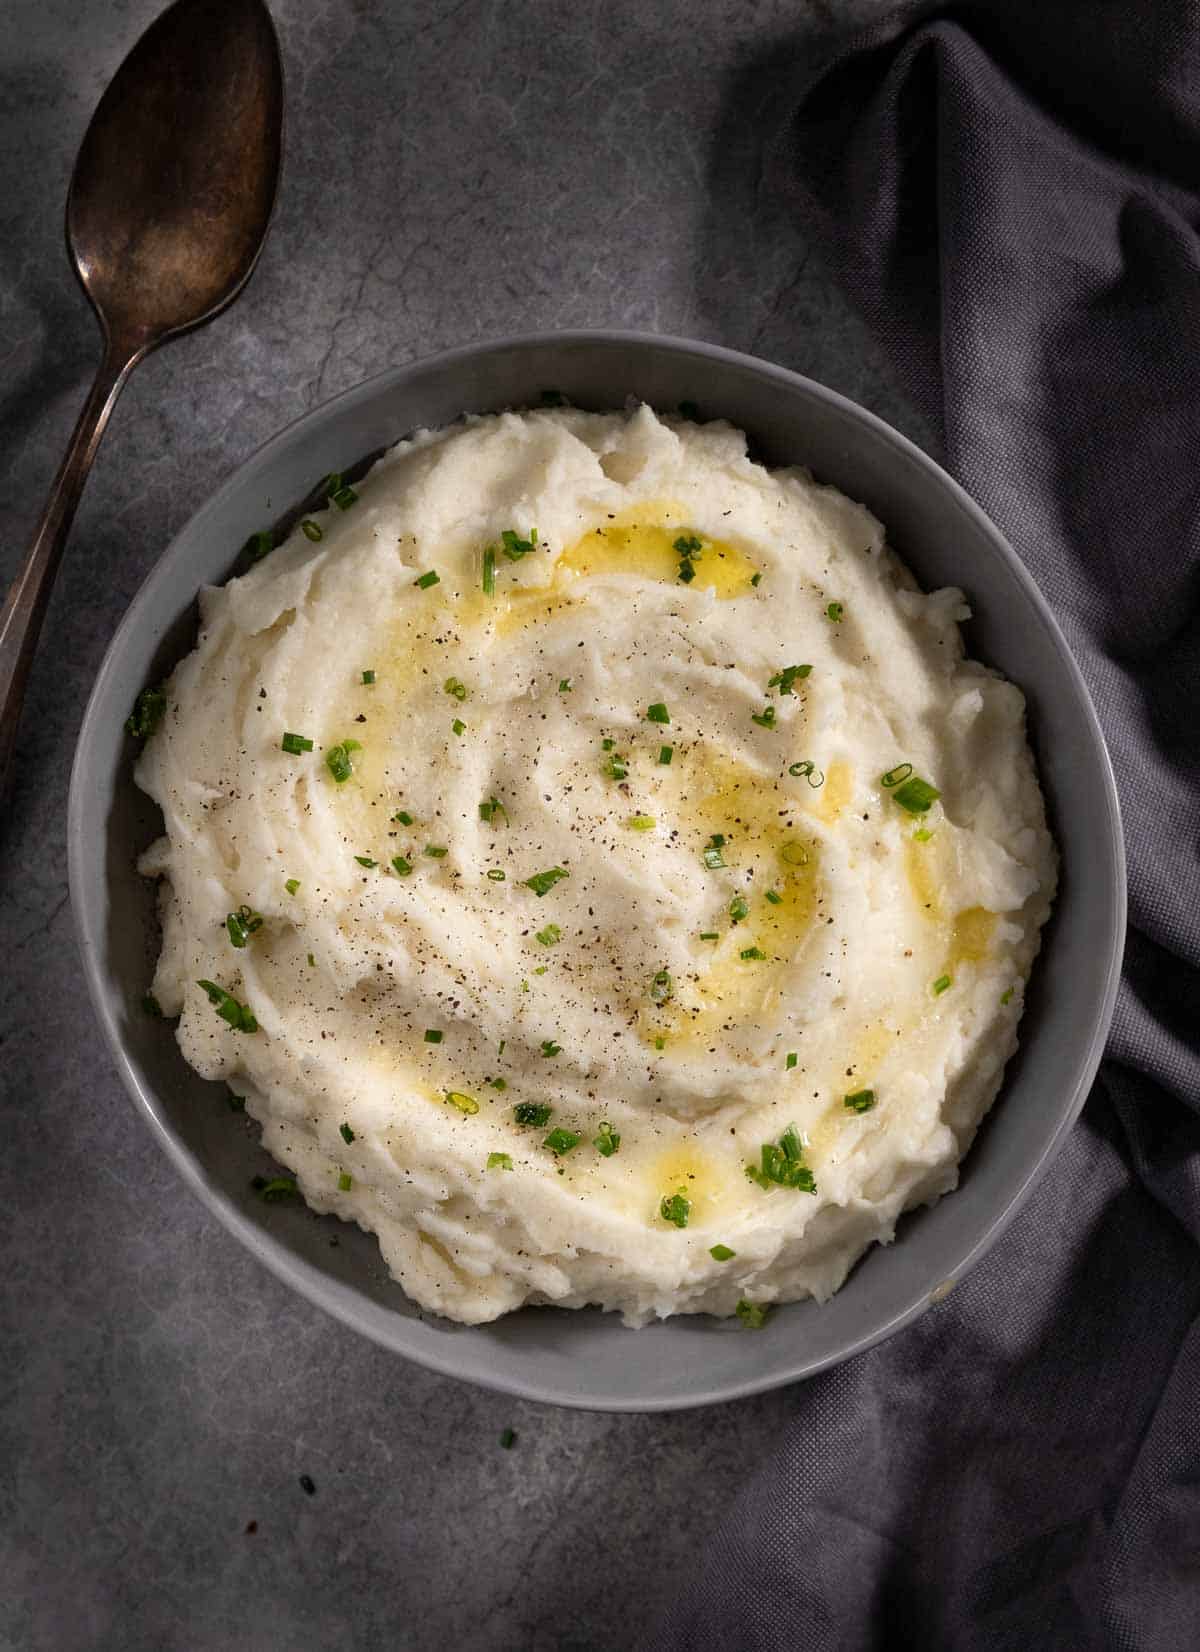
196,979,258,1033
523,867,569,897
913,827,934,842
444,676,468,701
535,924,561,947
702,834,727,870
392,809,414,825
673,535,702,555
451,718,466,736
740,946,767,961
646,702,671,724
768,664,812,695
391,855,412,875
301,519,323,542
736,1299,770,1329
729,895,749,923
479,796,509,826
244,529,274,562
654,1037,665,1050
500,527,537,561
487,1152,513,1171
751,705,777,730
489,1077,508,1091
825,601,843,622
558,678,572,693
330,482,358,510
254,1175,298,1203
786,1052,798,1070
225,904,264,948
880,762,914,788
710,1244,736,1261
337,1172,353,1192
481,544,497,596
750,572,762,587
603,752,628,781
307,953,315,967
445,1091,479,1115
227,1090,245,1112
424,1029,443,1044
340,1122,355,1144
891,775,941,814
514,1103,552,1127
660,1191,691,1228
658,745,674,765
281,731,313,755
932,975,952,996
142,993,163,1018
649,968,673,1005
627,814,656,831
601,738,615,751
700,931,719,941
746,1127,815,1191
779,840,809,866
765,889,783,906
414,569,440,589
499,1427,517,1448
1001,986,1015,1005
284,879,300,898
486,868,506,881
594,1122,620,1156
844,1089,876,1113
540,1040,562,1058
788,759,824,786
354,855,377,869
543,1127,580,1154
424,844,448,858
326,742,357,783
125,685,167,740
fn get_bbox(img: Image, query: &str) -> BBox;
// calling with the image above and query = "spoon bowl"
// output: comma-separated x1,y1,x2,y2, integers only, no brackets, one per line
0,0,283,789
68,0,283,352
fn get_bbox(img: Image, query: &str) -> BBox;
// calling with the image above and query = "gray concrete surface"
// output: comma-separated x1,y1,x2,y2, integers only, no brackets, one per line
1,2,920,1647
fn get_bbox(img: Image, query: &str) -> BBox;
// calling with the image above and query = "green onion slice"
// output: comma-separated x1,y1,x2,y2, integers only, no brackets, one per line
594,1122,620,1156
196,979,258,1033
523,867,569,897
125,686,167,740
660,1191,691,1228
514,1103,552,1126
736,1299,770,1329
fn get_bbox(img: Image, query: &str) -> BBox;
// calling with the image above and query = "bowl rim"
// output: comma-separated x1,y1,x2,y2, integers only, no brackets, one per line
68,327,1126,1410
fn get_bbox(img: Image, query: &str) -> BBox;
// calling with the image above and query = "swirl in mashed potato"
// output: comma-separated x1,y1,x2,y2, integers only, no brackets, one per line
136,405,1056,1326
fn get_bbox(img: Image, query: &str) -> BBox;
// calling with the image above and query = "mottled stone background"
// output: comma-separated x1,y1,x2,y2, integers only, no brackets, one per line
1,2,918,1646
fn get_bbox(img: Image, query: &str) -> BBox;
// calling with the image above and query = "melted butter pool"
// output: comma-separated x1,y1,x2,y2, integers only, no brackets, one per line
642,753,821,1049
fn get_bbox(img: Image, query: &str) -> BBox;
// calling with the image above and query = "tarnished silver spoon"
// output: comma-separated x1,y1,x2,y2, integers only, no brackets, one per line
0,0,283,788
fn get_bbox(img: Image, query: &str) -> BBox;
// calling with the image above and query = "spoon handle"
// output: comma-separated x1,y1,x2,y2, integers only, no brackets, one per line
0,341,137,792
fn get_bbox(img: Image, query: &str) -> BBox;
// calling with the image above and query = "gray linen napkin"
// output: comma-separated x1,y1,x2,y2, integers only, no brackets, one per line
648,4,1200,1647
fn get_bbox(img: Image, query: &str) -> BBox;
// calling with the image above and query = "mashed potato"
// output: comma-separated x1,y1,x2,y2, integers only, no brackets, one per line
136,405,1055,1326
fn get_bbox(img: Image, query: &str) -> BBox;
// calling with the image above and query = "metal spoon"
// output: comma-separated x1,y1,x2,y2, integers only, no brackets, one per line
0,0,283,788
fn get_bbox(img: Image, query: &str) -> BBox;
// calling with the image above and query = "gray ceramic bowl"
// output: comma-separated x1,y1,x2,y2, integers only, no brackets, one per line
69,331,1125,1411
